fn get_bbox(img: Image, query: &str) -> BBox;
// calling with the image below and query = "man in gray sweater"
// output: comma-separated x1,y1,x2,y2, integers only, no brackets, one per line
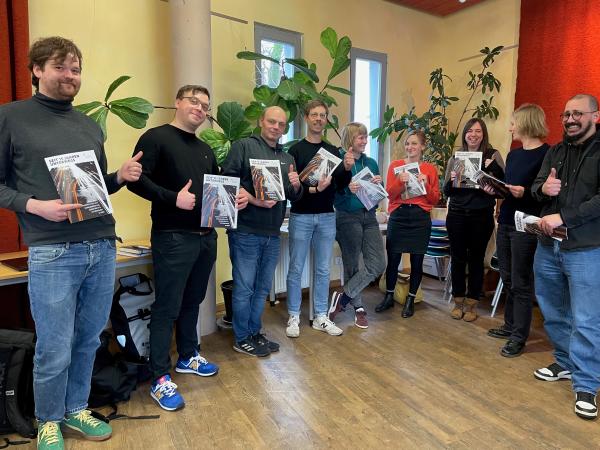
221,106,302,357
0,36,141,449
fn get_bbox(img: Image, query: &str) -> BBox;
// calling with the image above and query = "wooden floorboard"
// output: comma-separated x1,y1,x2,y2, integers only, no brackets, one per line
11,277,600,449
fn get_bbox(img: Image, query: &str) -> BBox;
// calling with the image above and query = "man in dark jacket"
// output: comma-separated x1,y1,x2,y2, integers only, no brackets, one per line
531,94,600,420
221,106,302,357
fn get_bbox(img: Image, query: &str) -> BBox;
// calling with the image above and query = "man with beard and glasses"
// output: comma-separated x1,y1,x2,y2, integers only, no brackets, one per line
0,37,142,449
530,94,600,421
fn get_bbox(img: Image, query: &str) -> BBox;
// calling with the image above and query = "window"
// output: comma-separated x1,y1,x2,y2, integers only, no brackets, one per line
254,23,302,143
350,48,387,167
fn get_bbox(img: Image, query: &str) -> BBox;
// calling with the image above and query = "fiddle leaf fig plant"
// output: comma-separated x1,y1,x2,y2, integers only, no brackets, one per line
75,75,154,141
200,27,352,162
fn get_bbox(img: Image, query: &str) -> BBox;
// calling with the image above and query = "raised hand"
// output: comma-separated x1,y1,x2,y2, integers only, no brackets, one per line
26,198,83,222
343,148,355,170
542,168,561,196
117,151,143,184
176,179,196,210
288,164,301,191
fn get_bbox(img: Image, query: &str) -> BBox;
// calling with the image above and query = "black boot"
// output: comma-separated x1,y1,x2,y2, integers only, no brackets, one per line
375,292,395,313
401,294,415,318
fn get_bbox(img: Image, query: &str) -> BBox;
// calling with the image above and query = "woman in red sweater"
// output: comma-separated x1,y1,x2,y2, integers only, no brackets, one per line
375,130,440,317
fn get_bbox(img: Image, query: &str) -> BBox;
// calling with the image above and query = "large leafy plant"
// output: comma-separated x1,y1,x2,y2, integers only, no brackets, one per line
371,46,504,176
199,27,352,165
75,76,154,141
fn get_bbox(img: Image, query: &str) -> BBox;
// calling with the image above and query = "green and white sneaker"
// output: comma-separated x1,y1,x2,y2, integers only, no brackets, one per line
62,410,112,441
37,421,64,450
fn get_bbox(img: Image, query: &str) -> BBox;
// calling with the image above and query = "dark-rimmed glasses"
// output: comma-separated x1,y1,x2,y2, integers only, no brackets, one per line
181,96,211,112
559,110,598,121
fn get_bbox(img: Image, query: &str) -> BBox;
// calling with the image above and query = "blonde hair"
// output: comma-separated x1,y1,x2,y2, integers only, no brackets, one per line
340,122,368,150
513,103,548,139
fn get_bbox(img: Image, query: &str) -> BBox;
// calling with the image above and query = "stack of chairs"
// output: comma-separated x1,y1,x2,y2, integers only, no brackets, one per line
426,218,452,301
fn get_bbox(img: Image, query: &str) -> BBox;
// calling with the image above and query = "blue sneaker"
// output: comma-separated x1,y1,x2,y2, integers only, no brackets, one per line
150,375,185,411
175,352,219,377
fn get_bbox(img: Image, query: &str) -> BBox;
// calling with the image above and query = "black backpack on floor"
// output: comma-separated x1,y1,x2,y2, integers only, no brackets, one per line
0,329,36,439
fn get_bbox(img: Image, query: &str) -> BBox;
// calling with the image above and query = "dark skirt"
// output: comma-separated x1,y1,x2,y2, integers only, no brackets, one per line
386,204,432,254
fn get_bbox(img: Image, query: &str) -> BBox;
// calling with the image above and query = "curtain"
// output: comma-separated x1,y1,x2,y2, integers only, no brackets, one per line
514,1,600,145
0,0,29,252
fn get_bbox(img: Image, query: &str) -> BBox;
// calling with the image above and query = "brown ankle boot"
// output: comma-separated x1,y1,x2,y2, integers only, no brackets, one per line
450,297,464,320
462,298,479,322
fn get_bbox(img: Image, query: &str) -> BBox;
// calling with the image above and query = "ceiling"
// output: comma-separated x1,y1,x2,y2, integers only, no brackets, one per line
385,0,487,17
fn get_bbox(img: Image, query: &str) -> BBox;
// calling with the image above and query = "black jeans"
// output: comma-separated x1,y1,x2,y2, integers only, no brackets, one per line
149,230,217,379
496,223,538,343
446,207,495,300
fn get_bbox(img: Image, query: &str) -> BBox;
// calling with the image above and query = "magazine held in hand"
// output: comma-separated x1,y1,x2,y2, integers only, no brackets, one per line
514,211,568,241
393,162,427,200
352,167,388,210
200,174,240,229
452,151,482,189
473,169,510,197
45,150,113,223
249,158,285,201
298,148,342,186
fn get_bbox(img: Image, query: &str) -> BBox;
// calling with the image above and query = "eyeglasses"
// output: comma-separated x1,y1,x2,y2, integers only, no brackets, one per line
308,112,327,119
181,96,211,112
559,110,598,121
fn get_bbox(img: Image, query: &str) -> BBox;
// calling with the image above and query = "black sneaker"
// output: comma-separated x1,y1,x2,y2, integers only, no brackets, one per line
487,327,511,339
575,392,598,420
534,362,572,381
253,333,279,353
500,340,525,358
233,338,270,357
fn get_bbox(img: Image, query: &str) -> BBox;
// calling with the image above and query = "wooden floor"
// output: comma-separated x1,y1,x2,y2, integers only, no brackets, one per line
13,278,600,449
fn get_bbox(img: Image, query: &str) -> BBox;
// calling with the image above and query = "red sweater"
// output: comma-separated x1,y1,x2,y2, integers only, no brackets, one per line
386,159,440,214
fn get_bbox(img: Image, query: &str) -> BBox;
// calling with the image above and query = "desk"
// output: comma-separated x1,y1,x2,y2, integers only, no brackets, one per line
0,241,152,287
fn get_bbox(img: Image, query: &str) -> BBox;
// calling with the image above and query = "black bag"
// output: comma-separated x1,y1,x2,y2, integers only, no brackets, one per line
0,329,35,439
110,273,153,365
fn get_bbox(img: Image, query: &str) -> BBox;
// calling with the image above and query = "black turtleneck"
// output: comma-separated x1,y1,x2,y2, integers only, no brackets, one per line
0,92,122,245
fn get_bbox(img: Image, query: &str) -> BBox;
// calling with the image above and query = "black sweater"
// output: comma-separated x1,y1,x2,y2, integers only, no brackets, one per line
127,124,219,232
0,93,122,245
498,144,549,225
288,139,351,214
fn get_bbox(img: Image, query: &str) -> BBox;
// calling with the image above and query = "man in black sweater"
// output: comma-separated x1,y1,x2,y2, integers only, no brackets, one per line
0,37,142,449
128,85,247,411
531,94,600,421
221,106,302,357
285,100,353,338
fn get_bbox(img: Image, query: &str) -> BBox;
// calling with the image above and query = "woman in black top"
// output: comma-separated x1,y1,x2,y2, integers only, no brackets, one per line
487,104,549,357
444,118,505,322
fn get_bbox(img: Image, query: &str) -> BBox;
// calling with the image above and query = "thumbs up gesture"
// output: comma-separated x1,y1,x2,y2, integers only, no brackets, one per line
117,151,143,184
288,164,301,192
176,179,196,210
542,167,561,197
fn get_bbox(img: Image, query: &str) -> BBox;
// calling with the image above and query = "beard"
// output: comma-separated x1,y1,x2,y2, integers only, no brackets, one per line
563,120,593,143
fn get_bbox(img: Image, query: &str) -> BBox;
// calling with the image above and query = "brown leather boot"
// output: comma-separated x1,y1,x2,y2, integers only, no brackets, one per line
450,297,464,320
462,298,479,322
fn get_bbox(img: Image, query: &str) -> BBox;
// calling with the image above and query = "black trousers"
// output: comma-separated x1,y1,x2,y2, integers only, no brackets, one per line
446,207,495,300
149,230,217,379
496,223,538,343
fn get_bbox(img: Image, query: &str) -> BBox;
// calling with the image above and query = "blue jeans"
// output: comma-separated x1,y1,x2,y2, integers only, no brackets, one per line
28,239,116,422
534,241,600,393
286,212,336,317
228,231,280,342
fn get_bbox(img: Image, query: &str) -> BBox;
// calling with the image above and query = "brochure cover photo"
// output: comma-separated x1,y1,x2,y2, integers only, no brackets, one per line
352,167,388,210
514,211,568,241
249,158,285,201
44,150,113,223
394,162,427,200
298,148,342,186
452,151,482,189
200,174,240,229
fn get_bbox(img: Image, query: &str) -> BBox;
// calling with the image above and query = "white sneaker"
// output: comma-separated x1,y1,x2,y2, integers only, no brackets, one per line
312,315,343,336
286,315,300,338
